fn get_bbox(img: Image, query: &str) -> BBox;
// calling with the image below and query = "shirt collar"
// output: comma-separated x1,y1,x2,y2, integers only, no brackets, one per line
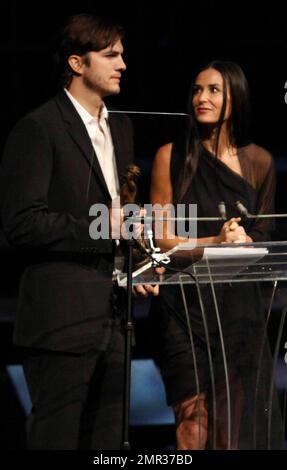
64,88,108,126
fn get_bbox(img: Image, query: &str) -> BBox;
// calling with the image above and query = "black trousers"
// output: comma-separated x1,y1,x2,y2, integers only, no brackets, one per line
22,324,125,450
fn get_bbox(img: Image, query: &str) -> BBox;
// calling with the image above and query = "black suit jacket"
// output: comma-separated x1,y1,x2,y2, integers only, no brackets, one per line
0,91,133,352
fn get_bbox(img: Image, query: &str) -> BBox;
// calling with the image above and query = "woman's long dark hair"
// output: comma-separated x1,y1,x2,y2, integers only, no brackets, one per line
175,60,251,203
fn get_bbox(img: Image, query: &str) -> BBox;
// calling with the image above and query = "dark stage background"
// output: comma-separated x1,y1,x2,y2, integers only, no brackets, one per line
0,0,286,450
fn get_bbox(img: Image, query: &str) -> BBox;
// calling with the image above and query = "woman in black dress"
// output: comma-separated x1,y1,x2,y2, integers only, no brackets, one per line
150,61,283,449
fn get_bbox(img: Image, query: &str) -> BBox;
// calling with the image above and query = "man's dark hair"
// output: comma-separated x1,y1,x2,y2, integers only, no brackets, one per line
57,13,125,87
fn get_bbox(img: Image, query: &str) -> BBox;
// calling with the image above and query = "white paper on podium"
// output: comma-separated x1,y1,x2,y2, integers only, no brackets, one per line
201,246,268,260
172,244,270,282
189,246,269,282
177,243,268,257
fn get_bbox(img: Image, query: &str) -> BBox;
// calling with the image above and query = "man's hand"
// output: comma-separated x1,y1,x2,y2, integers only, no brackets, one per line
110,196,145,240
133,266,165,297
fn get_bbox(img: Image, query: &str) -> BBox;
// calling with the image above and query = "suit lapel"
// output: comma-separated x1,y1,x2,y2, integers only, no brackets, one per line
55,91,111,199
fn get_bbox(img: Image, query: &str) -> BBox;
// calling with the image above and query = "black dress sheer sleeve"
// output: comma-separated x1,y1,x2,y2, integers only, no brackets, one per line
243,144,276,242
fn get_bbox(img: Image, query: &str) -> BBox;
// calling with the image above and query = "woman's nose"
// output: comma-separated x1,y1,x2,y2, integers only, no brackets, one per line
198,89,209,102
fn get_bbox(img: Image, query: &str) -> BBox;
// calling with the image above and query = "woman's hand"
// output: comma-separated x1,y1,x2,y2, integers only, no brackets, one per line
218,217,248,244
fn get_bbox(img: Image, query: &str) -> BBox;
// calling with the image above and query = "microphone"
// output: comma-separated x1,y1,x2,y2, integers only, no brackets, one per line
234,202,287,221
144,223,170,267
132,215,167,268
145,224,156,252
144,215,160,255
235,200,249,218
218,201,227,220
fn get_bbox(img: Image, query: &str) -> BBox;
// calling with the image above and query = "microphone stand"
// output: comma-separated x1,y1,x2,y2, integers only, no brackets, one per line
120,220,168,450
121,237,134,450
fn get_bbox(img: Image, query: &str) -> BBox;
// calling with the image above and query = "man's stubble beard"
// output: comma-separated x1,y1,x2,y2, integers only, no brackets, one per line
83,74,120,97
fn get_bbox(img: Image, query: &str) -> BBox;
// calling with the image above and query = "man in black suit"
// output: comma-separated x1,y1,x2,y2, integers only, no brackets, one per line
0,13,157,449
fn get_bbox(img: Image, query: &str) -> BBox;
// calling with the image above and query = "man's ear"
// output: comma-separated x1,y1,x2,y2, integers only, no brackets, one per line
68,55,84,75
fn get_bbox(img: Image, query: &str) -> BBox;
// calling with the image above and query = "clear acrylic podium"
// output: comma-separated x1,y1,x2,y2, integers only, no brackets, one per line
118,241,287,450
